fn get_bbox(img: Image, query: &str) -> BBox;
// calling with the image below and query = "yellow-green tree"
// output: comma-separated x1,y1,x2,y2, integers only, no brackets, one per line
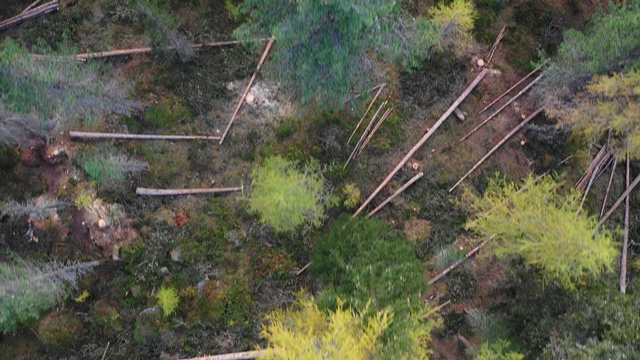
428,0,476,53
547,70,640,158
461,174,617,290
260,292,392,359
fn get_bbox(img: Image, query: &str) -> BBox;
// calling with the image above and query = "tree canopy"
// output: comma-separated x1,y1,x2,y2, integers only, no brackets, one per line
461,175,617,290
234,0,441,110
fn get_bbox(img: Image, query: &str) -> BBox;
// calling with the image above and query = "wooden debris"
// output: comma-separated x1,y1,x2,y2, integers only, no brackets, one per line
621,153,630,294
22,0,43,14
69,131,221,141
219,37,276,144
101,341,110,360
599,172,640,226
136,186,243,196
453,108,466,122
0,0,58,32
347,84,385,144
600,157,618,219
344,95,390,169
450,108,543,192
353,69,489,217
295,262,313,276
366,171,423,218
30,39,270,61
428,236,493,285
576,144,614,191
486,26,505,66
426,300,451,316
357,107,393,157
460,74,543,143
478,65,542,115
181,350,268,360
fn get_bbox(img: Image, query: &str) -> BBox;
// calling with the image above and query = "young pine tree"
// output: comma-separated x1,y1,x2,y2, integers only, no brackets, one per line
0,258,100,334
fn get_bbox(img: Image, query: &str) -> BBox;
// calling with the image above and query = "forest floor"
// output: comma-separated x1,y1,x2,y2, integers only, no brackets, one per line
0,0,609,359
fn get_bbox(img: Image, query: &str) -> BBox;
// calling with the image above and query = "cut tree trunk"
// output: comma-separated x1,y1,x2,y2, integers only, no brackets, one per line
478,65,542,115
621,153,630,294
181,350,268,360
357,107,393,157
428,236,493,285
453,108,466,122
450,108,543,192
347,84,385,144
486,26,505,66
600,157,617,219
599,172,640,226
366,171,423,218
353,68,489,217
344,96,390,169
69,131,221,141
30,39,270,61
460,74,543,142
219,37,275,144
136,186,243,196
0,0,58,32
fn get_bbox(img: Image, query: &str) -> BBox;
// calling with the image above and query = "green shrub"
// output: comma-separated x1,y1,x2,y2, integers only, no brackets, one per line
311,216,439,359
156,286,179,317
144,94,190,129
248,156,335,233
476,339,525,360
74,194,93,210
78,152,148,185
0,259,99,334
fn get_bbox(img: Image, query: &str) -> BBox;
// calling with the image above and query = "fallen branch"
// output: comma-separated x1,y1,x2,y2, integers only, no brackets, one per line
0,0,58,32
599,172,640,226
181,350,268,360
478,65,542,115
344,96,390,169
450,108,543,192
295,262,313,276
22,0,42,14
219,37,275,144
69,131,220,141
366,171,423,218
486,26,505,66
30,39,270,61
621,153,630,294
357,107,393,157
347,84,385,144
353,69,489,217
576,144,613,191
136,186,243,196
600,157,618,219
425,300,451,316
428,236,493,285
101,341,110,360
460,74,543,143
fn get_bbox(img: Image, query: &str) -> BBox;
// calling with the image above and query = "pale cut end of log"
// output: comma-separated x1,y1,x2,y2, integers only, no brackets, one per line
453,108,466,122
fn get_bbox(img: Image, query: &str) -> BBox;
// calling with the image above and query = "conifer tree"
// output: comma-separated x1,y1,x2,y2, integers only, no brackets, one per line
461,175,617,290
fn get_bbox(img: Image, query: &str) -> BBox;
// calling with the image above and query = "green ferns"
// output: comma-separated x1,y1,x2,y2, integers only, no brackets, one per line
156,286,179,317
461,175,617,290
248,156,334,233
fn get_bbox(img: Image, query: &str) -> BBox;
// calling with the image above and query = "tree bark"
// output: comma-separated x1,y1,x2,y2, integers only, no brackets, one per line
366,171,423,218
428,237,493,285
478,65,542,115
69,131,221,141
353,68,489,217
600,157,617,219
0,0,58,32
136,187,243,196
357,107,393,157
460,74,543,143
599,172,640,226
347,84,385,144
621,153,630,294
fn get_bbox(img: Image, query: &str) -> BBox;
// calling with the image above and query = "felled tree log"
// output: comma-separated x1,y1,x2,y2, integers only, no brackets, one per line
136,186,243,196
69,131,221,141
0,0,58,32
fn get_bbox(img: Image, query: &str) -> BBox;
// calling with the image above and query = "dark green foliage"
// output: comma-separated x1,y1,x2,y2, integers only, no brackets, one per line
0,258,100,334
234,0,440,111
538,1,640,99
134,0,194,61
143,94,190,129
541,278,640,359
311,216,435,359
446,268,477,303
